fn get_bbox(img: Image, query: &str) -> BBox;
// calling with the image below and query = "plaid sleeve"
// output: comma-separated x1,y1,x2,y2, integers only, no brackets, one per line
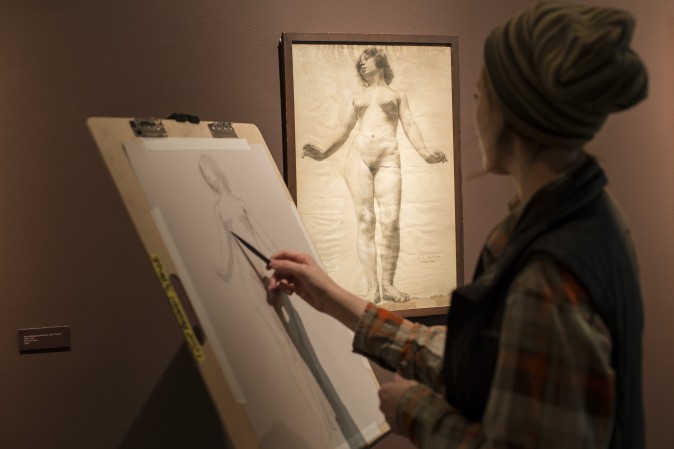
353,303,446,391
482,254,615,448
391,255,615,449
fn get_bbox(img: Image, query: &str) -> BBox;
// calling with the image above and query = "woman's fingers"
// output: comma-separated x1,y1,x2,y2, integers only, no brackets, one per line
278,278,295,295
267,252,307,294
268,251,315,281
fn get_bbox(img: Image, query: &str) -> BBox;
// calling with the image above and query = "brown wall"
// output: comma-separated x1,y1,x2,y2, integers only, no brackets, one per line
1,0,672,448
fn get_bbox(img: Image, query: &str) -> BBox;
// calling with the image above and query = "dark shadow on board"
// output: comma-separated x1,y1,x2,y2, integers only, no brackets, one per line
410,313,446,327
119,343,231,449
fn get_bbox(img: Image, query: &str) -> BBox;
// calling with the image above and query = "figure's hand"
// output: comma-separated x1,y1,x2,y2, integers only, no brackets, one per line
267,250,337,313
423,150,448,164
302,143,327,161
378,375,418,434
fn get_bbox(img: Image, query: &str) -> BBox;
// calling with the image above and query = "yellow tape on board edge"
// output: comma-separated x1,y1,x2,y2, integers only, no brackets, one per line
150,255,205,362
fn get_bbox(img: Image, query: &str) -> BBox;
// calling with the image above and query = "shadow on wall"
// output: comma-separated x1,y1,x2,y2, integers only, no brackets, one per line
119,343,230,449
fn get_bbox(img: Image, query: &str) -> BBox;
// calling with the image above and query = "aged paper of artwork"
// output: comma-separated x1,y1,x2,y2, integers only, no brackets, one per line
293,43,457,311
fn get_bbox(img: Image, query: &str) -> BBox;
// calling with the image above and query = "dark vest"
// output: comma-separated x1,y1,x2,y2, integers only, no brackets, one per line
443,156,644,449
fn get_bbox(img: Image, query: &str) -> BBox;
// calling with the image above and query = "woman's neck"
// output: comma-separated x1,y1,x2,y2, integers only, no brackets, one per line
509,143,584,203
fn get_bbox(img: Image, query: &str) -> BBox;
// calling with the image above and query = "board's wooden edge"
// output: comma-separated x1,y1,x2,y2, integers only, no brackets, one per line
86,117,260,449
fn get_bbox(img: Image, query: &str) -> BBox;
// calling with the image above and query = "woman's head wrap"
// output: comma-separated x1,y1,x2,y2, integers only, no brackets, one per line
484,2,648,148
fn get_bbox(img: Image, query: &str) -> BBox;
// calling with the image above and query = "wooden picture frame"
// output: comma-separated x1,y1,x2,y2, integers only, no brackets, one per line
281,34,463,317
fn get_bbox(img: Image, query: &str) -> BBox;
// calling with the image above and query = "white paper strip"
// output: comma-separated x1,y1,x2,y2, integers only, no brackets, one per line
150,207,246,404
141,137,251,151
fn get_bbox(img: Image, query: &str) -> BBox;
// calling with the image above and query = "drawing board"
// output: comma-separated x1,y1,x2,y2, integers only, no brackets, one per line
87,118,388,449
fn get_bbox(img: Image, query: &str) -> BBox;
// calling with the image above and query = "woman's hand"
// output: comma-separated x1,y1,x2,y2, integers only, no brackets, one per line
267,250,368,330
378,374,418,434
267,250,335,312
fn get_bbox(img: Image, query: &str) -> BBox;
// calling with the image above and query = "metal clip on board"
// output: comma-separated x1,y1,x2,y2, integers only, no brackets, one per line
130,118,168,137
208,121,238,138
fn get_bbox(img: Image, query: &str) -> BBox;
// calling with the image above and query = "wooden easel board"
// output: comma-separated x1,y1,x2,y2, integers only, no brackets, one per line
87,117,388,449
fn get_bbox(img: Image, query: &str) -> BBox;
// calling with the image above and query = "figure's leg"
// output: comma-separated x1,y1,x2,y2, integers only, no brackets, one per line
375,166,410,303
344,153,380,303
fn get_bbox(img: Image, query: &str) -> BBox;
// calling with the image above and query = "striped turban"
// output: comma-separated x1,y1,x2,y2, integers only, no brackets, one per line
484,2,648,148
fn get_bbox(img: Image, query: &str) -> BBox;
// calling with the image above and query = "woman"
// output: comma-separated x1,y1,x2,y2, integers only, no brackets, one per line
303,47,447,304
269,3,647,448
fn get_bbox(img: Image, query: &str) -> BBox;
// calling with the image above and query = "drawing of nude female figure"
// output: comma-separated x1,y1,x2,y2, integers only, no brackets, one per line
303,47,447,304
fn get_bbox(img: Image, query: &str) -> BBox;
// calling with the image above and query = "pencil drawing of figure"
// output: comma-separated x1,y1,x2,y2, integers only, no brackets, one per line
303,47,447,304
198,154,275,282
198,154,364,449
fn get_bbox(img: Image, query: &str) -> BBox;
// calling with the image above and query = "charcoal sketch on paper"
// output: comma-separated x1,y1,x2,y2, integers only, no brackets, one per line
292,41,458,311
123,142,384,449
198,154,366,449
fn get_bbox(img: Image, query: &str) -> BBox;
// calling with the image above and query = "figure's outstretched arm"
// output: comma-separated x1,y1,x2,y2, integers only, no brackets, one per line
303,95,358,161
398,93,447,164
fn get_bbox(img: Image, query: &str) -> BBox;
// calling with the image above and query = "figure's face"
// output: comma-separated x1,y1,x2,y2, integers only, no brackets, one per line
201,164,223,193
358,54,378,78
475,69,507,174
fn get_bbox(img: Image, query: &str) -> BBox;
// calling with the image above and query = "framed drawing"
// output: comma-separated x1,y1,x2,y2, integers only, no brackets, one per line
281,34,463,317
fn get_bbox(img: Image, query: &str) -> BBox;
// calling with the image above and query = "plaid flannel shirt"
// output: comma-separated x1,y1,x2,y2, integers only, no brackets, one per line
353,201,615,449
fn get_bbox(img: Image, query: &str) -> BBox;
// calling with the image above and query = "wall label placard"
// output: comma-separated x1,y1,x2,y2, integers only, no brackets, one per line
18,326,71,353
